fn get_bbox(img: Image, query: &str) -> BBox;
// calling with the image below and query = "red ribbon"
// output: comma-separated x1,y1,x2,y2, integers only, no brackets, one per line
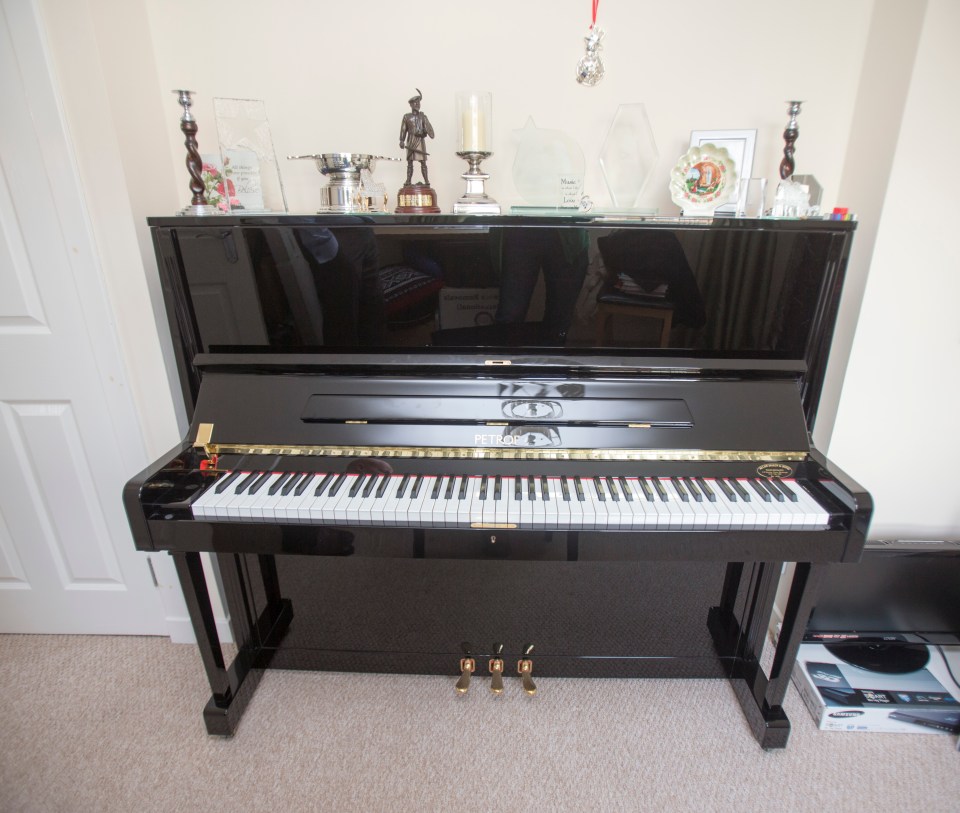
590,0,600,28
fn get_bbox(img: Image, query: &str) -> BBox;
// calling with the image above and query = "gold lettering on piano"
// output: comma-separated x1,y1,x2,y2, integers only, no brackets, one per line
201,442,807,463
193,423,213,448
471,523,517,529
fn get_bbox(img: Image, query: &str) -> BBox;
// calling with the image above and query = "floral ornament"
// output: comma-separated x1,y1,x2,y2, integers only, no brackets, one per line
201,158,242,211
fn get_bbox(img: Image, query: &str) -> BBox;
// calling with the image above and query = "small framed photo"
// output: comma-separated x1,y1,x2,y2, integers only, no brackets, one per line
689,129,757,213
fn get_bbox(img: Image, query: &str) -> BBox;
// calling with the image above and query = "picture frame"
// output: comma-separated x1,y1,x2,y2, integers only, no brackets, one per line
689,129,757,214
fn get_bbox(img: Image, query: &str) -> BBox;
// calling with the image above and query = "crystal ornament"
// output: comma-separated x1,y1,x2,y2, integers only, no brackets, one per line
576,26,605,86
599,103,660,208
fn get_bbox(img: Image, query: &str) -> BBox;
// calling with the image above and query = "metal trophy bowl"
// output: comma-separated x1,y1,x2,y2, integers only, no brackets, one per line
288,153,396,213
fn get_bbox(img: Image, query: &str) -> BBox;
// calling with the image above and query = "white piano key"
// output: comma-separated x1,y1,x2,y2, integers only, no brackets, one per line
191,473,230,519
790,480,831,527
245,473,286,522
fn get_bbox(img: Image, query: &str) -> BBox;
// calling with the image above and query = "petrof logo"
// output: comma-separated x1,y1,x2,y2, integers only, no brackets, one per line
829,711,865,718
474,427,561,448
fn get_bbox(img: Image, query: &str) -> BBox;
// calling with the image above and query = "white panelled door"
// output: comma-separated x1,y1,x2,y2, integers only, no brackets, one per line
0,1,165,634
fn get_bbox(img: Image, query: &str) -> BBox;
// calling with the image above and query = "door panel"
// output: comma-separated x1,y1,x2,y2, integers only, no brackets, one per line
0,0,164,634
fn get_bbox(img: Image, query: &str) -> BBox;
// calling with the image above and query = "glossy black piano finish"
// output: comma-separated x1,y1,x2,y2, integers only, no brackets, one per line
130,214,870,747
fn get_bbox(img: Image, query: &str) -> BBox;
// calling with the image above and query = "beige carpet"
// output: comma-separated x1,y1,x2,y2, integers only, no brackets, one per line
0,634,956,812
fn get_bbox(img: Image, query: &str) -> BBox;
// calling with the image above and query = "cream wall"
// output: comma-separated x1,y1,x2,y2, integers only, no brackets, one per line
828,0,960,539
143,0,872,216
35,0,959,540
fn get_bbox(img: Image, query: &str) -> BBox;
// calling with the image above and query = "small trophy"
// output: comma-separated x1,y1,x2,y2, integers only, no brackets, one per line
172,90,220,216
453,92,500,215
396,89,441,213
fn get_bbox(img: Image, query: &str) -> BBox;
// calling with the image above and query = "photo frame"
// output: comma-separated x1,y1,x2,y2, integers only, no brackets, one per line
689,129,757,214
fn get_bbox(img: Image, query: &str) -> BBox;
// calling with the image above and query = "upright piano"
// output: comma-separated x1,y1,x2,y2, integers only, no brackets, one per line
126,213,871,748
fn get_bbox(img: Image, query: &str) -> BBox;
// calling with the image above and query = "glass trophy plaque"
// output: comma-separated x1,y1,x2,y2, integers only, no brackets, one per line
212,98,288,213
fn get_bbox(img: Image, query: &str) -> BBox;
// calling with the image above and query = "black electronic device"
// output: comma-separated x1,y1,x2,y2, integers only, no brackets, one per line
805,540,960,672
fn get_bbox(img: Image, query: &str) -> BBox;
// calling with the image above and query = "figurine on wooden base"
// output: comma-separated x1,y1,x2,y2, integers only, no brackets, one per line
396,88,440,213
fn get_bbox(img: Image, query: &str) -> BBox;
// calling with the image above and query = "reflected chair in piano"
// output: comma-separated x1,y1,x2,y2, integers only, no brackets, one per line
595,230,705,348
595,287,675,347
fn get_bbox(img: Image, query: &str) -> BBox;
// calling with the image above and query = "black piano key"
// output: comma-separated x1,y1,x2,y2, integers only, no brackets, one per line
479,476,488,501
561,477,571,502
284,473,309,496
214,470,241,494
618,476,634,501
410,475,424,499
671,476,689,502
607,477,620,501
396,474,411,499
574,476,585,502
494,475,502,500
348,474,367,498
328,473,349,497
233,471,259,494
268,472,294,496
528,476,536,501
638,478,655,502
430,476,443,500
292,473,315,496
773,478,799,502
376,475,391,498
363,474,380,498
652,478,669,502
748,478,772,502
311,473,334,497
445,476,457,500
541,475,550,501
515,476,522,500
247,471,272,495
696,477,717,502
717,478,736,501
593,477,606,501
730,479,750,501
458,476,469,500
685,477,702,502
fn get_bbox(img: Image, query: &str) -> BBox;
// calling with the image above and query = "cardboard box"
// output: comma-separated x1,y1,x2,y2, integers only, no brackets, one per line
793,643,960,734
438,287,500,330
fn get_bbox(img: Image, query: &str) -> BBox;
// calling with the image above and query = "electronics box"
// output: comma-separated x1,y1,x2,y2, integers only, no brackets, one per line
792,643,960,734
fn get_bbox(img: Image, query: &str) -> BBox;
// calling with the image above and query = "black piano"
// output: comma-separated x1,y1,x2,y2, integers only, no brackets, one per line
126,213,871,748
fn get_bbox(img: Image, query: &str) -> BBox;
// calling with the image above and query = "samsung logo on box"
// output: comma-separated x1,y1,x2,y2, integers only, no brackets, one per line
829,711,865,718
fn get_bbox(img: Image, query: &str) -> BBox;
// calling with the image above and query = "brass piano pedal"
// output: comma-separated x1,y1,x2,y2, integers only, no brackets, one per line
488,643,505,695
517,643,537,696
455,643,476,695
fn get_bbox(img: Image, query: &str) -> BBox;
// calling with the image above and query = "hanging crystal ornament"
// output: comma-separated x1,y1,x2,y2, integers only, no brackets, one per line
576,0,604,86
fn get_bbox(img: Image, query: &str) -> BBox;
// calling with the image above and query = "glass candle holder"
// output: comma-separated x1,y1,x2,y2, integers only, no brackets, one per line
454,91,499,214
457,91,492,153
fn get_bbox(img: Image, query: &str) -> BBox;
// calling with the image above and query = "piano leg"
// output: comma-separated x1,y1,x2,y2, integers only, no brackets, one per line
172,551,293,736
765,562,826,706
709,560,824,749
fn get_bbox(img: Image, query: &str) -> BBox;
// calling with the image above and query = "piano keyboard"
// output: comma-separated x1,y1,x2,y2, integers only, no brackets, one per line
191,471,831,530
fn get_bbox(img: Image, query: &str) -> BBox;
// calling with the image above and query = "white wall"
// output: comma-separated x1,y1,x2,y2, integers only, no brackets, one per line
828,0,960,540
35,0,960,542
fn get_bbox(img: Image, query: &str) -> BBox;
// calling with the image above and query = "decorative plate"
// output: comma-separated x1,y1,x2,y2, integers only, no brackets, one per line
669,143,738,215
